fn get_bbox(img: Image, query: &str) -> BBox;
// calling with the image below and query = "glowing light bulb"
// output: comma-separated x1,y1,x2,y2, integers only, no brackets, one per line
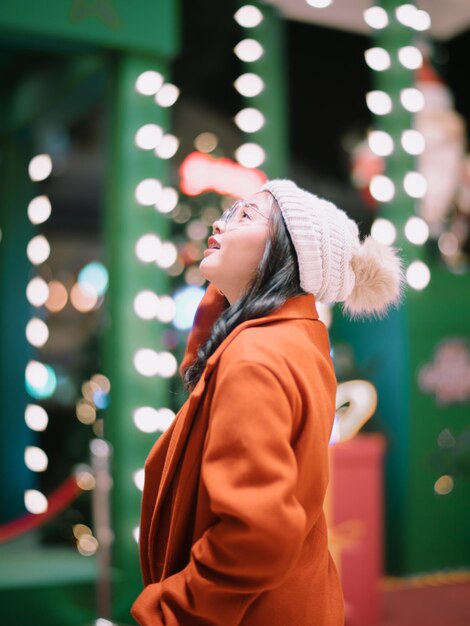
135,71,164,95
306,0,333,7
25,446,48,472
364,47,391,71
28,154,52,182
25,318,49,347
135,124,163,150
234,73,265,97
234,108,265,133
369,175,395,202
406,260,430,290
366,90,393,115
156,295,176,323
398,46,423,70
155,134,179,159
157,351,178,378
25,404,49,431
27,235,50,265
234,39,264,62
154,83,180,107
135,179,162,205
133,290,159,319
368,130,394,156
28,196,51,225
404,216,429,245
234,5,263,27
155,186,179,213
135,234,161,263
401,130,425,155
134,349,160,376
363,6,389,29
26,277,49,307
235,143,265,168
133,469,145,491
24,489,48,514
371,218,397,245
157,242,178,268
403,171,427,198
400,88,425,112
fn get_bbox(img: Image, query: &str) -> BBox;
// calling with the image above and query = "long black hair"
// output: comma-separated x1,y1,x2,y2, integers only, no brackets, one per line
183,196,306,392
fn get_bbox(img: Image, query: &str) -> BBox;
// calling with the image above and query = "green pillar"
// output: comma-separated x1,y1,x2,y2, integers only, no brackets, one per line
0,132,36,522
104,53,173,621
237,2,288,178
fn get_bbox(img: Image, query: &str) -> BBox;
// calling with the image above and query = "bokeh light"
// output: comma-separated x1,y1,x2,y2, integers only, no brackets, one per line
78,262,109,297
234,108,265,133
27,196,52,225
45,280,68,312
154,83,180,107
234,39,264,62
26,277,49,307
27,235,51,265
135,70,164,95
135,124,163,150
24,489,48,514
234,73,265,97
371,218,397,245
173,286,205,330
404,216,429,245
406,260,431,290
235,143,265,168
25,360,57,399
24,446,48,472
28,154,52,182
234,5,263,27
25,318,49,347
25,404,49,431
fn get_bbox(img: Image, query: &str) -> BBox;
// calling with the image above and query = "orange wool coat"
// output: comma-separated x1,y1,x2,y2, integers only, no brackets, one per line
131,284,344,626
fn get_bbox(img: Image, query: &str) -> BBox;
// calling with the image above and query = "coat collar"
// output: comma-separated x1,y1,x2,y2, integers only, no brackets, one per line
204,292,319,375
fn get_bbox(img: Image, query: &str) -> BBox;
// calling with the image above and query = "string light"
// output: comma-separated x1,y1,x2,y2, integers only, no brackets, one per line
401,129,425,155
25,404,49,431
134,349,160,376
406,260,431,290
155,186,179,213
28,154,52,182
371,218,397,245
364,47,391,72
24,489,48,514
154,83,180,107
370,175,395,202
366,90,393,115
133,290,160,319
400,88,425,112
135,124,163,150
27,196,51,225
368,130,394,156
26,277,49,307
154,134,179,159
135,71,164,96
26,235,50,265
398,46,423,70
25,318,49,348
234,108,265,133
404,216,429,245
24,446,48,472
135,234,161,263
135,178,162,205
363,6,389,30
234,5,264,27
235,143,265,168
234,73,265,97
234,39,264,62
403,171,428,198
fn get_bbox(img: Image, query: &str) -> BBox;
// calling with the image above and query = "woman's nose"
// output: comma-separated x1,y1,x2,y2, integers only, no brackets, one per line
212,219,225,234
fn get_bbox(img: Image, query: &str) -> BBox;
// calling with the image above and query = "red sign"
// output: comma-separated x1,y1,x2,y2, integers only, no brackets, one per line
179,151,268,198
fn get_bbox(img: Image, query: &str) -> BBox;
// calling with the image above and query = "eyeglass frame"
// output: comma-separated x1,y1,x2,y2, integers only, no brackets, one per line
219,199,270,227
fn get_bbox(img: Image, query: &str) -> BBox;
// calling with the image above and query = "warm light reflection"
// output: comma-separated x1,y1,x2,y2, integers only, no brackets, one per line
194,132,218,153
45,280,68,312
70,283,98,312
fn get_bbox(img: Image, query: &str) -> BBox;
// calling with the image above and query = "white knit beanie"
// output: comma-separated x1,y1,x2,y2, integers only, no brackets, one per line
261,179,405,320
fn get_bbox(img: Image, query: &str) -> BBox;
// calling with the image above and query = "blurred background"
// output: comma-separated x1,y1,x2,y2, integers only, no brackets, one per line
1,1,469,625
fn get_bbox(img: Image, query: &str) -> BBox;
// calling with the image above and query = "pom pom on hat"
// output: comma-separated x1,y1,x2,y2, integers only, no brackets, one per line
261,179,405,320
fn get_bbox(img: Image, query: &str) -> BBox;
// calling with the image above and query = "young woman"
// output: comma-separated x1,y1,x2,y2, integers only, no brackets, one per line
131,179,404,626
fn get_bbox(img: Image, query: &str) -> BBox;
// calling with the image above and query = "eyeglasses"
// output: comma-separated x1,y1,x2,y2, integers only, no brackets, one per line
219,199,269,228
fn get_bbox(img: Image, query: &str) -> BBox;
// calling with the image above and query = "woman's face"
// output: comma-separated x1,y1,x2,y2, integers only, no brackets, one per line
199,191,273,304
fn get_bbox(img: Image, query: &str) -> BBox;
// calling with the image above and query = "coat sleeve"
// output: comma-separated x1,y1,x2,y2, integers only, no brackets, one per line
131,359,307,626
179,283,228,377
